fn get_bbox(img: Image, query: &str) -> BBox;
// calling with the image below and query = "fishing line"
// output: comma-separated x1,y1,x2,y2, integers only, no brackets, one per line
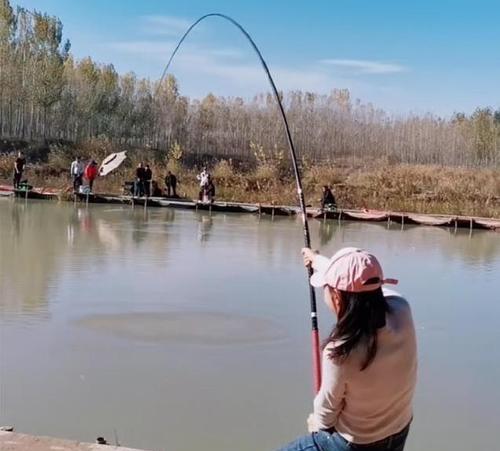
157,13,321,391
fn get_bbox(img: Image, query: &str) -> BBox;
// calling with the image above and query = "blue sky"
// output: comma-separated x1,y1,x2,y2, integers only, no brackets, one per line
13,0,500,116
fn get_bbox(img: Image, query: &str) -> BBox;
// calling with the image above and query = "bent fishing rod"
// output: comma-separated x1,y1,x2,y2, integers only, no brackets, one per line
158,13,321,392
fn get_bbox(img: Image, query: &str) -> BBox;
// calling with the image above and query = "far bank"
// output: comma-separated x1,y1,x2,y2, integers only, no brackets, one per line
1,142,499,218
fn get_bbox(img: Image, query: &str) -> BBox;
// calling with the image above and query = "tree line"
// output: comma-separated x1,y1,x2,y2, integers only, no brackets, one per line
1,0,499,168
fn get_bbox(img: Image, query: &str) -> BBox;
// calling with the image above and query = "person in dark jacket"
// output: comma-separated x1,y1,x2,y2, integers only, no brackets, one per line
165,171,178,197
204,176,215,203
321,185,336,210
144,164,153,197
135,162,146,196
13,151,26,189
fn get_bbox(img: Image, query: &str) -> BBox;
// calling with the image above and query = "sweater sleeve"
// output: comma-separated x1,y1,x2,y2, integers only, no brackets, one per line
312,345,346,430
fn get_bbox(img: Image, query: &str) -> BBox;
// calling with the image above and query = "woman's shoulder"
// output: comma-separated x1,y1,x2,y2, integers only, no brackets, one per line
383,288,411,310
382,288,415,334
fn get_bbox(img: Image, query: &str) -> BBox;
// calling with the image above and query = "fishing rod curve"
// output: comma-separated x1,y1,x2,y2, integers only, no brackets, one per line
158,13,321,392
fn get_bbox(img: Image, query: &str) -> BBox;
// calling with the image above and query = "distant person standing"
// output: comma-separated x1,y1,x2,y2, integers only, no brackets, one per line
135,162,146,197
70,156,84,192
13,151,26,189
321,185,337,210
144,164,153,197
165,171,177,197
196,167,209,201
204,176,215,203
84,160,98,192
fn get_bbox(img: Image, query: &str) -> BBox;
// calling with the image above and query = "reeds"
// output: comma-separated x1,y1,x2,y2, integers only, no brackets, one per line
1,146,497,218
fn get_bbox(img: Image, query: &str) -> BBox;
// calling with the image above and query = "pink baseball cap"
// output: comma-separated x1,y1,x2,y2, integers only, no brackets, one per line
310,247,398,292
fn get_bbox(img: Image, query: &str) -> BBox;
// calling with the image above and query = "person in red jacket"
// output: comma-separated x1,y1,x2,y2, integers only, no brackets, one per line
84,160,98,192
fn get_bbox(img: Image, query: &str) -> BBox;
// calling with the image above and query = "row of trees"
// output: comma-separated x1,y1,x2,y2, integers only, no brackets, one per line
1,0,499,167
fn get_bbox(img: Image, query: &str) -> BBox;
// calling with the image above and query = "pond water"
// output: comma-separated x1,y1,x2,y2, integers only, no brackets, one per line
0,199,499,451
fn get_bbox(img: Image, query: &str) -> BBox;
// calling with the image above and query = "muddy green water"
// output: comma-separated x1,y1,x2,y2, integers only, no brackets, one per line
0,199,499,451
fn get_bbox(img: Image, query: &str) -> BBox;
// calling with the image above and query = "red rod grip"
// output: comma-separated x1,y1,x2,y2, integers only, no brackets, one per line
312,328,322,393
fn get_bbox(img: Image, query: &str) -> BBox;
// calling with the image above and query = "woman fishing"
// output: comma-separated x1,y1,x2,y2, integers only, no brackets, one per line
279,247,417,451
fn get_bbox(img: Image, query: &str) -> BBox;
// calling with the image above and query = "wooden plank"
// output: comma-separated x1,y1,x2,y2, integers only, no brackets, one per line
407,214,454,226
2,182,499,231
0,431,147,451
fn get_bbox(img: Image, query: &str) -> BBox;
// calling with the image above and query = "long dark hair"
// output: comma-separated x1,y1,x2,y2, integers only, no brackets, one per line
324,286,390,371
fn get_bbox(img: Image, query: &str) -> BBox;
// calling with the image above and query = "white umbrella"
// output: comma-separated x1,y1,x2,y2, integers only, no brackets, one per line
99,151,127,176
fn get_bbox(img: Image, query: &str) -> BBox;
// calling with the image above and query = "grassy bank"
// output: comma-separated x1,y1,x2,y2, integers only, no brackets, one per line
1,142,499,218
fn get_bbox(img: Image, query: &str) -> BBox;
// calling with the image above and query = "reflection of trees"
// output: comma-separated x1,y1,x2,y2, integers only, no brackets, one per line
1,201,498,320
318,220,336,246
249,215,304,267
0,201,73,315
197,212,213,243
130,208,150,246
381,224,500,268
0,202,175,319
313,220,500,268
165,209,175,224
423,227,500,268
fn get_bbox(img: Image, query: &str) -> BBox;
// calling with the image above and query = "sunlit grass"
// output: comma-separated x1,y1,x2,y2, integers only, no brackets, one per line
1,149,498,218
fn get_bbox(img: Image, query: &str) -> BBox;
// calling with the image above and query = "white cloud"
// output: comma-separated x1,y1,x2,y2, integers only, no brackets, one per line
320,59,406,74
106,16,402,98
109,40,175,55
107,39,342,92
182,55,334,92
105,38,410,112
141,15,193,37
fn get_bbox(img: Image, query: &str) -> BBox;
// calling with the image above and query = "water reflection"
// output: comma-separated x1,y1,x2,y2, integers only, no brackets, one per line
389,224,500,268
0,199,499,451
197,212,213,242
1,200,499,321
318,219,336,245
164,208,176,224
10,202,22,238
0,201,72,316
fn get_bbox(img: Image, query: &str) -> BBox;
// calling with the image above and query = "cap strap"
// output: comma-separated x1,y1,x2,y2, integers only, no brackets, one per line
382,278,398,285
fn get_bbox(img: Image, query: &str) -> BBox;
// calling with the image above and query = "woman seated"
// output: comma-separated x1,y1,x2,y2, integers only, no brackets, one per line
278,247,417,451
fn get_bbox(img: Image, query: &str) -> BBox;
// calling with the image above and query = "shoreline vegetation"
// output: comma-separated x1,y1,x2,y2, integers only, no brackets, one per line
1,139,499,218
0,1,499,217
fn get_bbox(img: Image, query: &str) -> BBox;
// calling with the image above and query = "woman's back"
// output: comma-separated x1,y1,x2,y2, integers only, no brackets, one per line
314,291,417,445
278,248,417,451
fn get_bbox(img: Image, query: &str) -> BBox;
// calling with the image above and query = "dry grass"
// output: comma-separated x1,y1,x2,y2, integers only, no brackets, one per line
346,164,500,217
1,144,499,218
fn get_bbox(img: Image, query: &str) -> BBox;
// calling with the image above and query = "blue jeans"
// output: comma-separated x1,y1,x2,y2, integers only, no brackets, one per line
278,424,410,451
134,180,144,197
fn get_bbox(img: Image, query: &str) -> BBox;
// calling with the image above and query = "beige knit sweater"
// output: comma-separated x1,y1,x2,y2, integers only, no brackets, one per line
313,289,417,444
